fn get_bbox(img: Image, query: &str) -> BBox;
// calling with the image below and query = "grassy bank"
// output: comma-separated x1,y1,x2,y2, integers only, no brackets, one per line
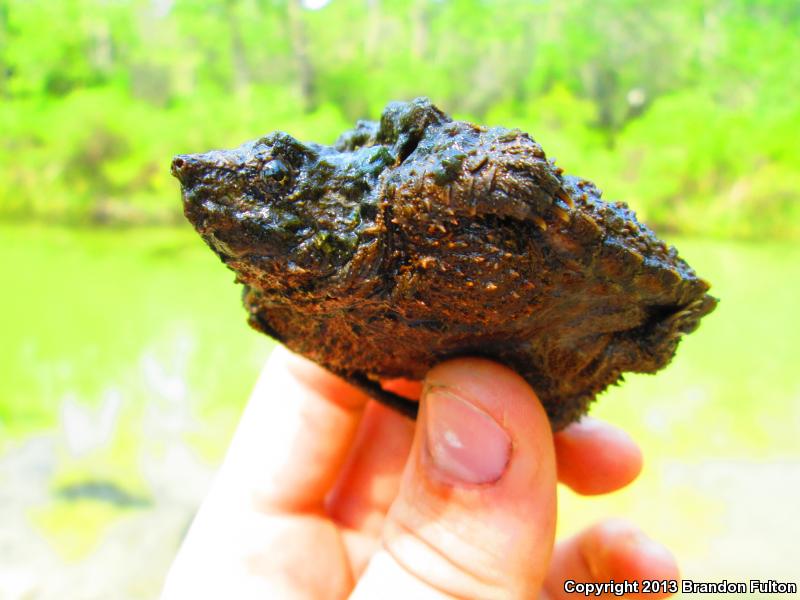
2,0,799,238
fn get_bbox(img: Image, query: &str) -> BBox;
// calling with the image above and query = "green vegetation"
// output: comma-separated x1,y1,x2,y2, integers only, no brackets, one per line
1,0,798,237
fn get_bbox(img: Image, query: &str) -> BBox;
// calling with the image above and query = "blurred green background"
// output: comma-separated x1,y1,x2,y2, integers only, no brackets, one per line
1,0,798,598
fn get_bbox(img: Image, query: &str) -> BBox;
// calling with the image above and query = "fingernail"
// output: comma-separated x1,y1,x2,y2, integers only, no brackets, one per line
630,533,676,565
586,521,676,580
424,387,511,484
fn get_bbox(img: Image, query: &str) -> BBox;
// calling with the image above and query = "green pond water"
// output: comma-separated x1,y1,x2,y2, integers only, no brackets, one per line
1,224,798,593
3,224,797,455
1,224,271,443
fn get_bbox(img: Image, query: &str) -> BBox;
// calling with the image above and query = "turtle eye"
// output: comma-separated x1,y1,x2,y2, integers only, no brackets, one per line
262,159,290,184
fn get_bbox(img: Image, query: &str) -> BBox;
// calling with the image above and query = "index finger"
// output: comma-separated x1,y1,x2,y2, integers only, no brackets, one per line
554,417,643,495
216,345,371,515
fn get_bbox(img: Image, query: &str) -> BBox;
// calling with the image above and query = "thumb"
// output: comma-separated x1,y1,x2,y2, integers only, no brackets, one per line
350,358,557,600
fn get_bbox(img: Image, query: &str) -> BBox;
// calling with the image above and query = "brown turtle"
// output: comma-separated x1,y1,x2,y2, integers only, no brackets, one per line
171,97,717,429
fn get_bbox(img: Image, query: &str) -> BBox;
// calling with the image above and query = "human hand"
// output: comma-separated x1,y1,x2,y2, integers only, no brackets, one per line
162,346,678,599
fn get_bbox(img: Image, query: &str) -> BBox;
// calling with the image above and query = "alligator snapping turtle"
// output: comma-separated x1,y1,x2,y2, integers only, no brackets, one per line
171,97,717,429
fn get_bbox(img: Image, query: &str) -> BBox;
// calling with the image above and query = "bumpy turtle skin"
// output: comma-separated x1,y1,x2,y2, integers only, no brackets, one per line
172,97,717,430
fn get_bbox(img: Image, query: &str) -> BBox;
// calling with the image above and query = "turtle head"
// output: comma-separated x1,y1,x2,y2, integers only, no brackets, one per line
172,131,317,264
172,131,385,291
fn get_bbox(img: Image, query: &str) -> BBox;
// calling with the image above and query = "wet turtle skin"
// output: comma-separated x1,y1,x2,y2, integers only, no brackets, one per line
171,97,717,430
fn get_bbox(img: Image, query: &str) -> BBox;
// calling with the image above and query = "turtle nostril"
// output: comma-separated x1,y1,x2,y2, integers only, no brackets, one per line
171,155,192,181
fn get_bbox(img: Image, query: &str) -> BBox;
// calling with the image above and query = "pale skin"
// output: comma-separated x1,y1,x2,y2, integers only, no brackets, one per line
162,346,679,599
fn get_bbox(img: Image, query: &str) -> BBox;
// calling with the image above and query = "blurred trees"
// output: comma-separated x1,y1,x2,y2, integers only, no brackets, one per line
0,0,797,237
